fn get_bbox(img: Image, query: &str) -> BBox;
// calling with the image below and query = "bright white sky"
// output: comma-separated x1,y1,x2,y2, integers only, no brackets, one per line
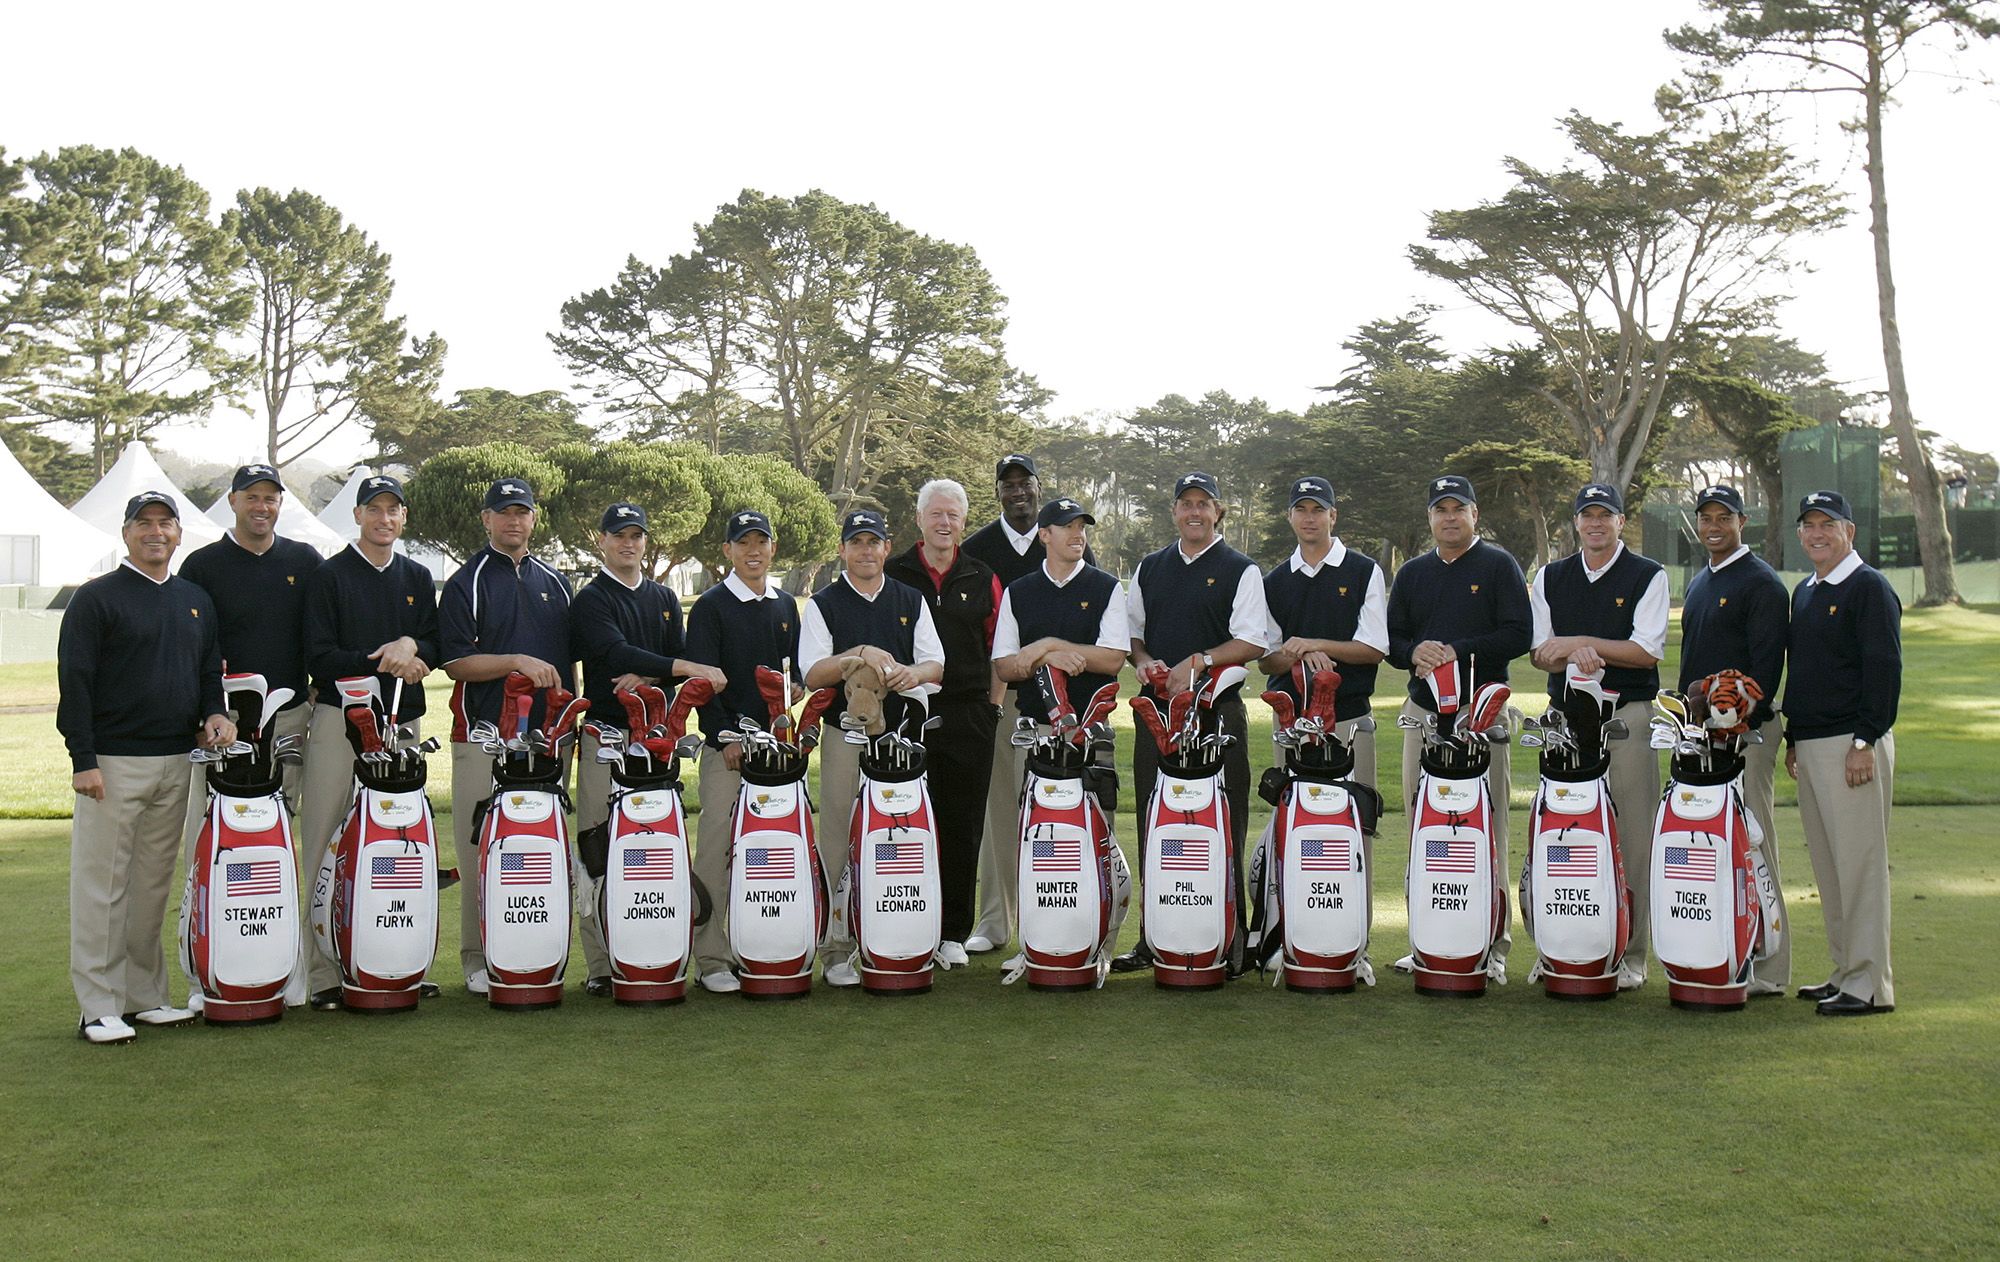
6,1,1997,472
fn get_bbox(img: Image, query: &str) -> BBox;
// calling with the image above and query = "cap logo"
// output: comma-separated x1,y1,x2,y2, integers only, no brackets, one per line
737,513,753,524
616,506,636,517
1808,492,1827,504
1060,499,1075,510
1435,479,1450,491
1298,481,1310,492
501,483,521,494
1586,488,1606,498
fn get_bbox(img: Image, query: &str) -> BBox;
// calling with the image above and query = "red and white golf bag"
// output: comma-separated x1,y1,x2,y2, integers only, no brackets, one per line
728,667,837,999
1648,671,1784,1011
841,710,944,995
1518,666,1631,1000
180,672,304,1024
1011,669,1130,991
1250,665,1382,993
471,672,589,1010
310,676,443,1013
1133,665,1246,990
1403,660,1511,997
582,680,715,1006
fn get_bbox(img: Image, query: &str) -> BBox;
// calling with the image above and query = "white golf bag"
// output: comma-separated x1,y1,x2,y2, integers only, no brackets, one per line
728,668,837,999
1648,671,1784,1011
310,675,442,1013
1403,660,1512,997
180,672,304,1024
842,713,943,995
1518,666,1632,1000
1250,665,1381,993
1011,670,1130,991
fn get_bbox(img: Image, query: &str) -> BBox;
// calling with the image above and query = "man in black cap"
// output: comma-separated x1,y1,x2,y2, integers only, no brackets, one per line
58,492,235,1043
883,479,1004,967
1785,490,1901,1016
570,502,726,995
1113,471,1271,974
800,508,945,986
1385,474,1532,982
440,477,575,994
1681,484,1791,995
1529,481,1669,990
989,496,1132,953
298,473,441,1008
683,509,801,993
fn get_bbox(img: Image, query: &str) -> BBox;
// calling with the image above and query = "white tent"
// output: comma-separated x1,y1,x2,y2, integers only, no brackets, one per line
0,441,122,586
203,484,349,558
70,442,226,569
315,466,453,580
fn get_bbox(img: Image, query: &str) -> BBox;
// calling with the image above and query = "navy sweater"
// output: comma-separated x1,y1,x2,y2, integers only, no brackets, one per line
179,533,322,708
571,570,685,720
1385,539,1532,710
683,580,801,749
303,546,441,718
1784,562,1901,745
1681,552,1788,727
58,565,226,771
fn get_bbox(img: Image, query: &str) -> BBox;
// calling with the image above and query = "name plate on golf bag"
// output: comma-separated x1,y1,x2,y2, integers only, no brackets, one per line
599,784,696,1003
181,788,299,1024
1264,777,1370,992
846,769,942,993
1405,770,1503,995
1521,775,1629,998
729,778,827,997
1017,765,1131,990
1651,777,1769,1010
478,787,572,1009
1143,768,1233,987
310,788,439,1011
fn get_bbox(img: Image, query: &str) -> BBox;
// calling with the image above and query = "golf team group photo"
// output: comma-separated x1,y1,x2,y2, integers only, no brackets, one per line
59,450,1903,1045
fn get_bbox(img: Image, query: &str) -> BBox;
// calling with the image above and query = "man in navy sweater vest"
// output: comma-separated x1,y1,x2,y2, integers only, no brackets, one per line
1681,484,1790,995
58,492,235,1044
683,510,801,994
571,502,726,996
298,474,441,1008
990,497,1132,957
1114,471,1272,975
800,509,945,986
1785,490,1901,1017
1385,475,1532,982
1529,482,1669,990
440,478,575,995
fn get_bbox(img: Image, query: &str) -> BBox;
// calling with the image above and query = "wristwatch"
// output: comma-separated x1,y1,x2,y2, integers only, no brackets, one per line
1852,737,1873,751
1200,652,1214,670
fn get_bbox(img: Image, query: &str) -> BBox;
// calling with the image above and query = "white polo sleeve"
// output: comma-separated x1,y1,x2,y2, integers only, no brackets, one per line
1529,566,1552,650
1632,569,1670,660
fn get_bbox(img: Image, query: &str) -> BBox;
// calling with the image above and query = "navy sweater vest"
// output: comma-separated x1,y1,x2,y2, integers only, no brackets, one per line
1264,552,1380,720
1006,564,1121,721
813,577,926,729
1541,549,1663,702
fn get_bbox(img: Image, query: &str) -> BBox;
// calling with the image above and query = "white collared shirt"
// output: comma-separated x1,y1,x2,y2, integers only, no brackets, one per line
348,542,394,574
1807,551,1865,588
1262,538,1389,654
1529,542,1669,659
798,573,946,699
119,558,171,586
597,566,644,593
999,517,1036,557
1708,544,1751,573
723,570,782,602
991,560,1131,660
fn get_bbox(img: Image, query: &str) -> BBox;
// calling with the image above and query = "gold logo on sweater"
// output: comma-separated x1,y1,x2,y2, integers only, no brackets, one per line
1615,597,1625,607
286,575,295,586
1080,601,1090,610
190,608,199,617
406,595,415,605
1339,586,1348,596
1719,597,1727,606
1469,585,1480,594
1206,578,1216,586
1829,605,1838,615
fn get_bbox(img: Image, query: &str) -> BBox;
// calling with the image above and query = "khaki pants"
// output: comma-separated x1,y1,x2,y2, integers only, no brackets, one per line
816,735,863,951
971,718,1030,948
691,746,741,977
1794,731,1895,1006
1401,699,1513,961
1604,699,1662,977
575,730,613,980
1743,716,1789,989
71,755,190,1021
453,741,496,980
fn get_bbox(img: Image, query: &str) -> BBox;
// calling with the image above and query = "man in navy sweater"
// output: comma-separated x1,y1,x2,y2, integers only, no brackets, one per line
570,502,725,995
1529,482,1669,990
58,492,235,1043
298,473,441,1009
800,509,945,986
1114,471,1272,975
1680,484,1790,995
1385,475,1533,981
683,509,801,994
1784,490,1901,1017
440,478,575,995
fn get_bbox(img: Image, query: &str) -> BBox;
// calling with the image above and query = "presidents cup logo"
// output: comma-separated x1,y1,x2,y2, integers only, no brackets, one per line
224,798,280,830
614,505,637,518
499,791,555,824
1432,783,1474,807
1040,783,1061,797
500,482,522,496
737,513,755,525
1679,790,1697,805
1435,479,1450,491
873,782,920,812
1305,785,1326,800
1553,786,1578,800
623,790,674,824
1807,492,1829,505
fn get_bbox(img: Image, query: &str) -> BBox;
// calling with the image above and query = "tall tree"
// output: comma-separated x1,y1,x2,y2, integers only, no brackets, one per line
1118,390,1291,555
1,148,65,422
1664,0,1997,604
14,145,250,473
1410,108,1844,496
225,187,439,468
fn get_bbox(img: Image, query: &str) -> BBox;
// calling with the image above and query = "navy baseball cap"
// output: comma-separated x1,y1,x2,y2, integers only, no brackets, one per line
840,509,889,541
1174,471,1221,500
1797,489,1854,524
599,502,648,534
1289,476,1335,509
483,478,536,511
725,509,773,542
123,490,179,522
356,473,405,506
996,453,1038,480
1695,484,1744,515
1037,497,1094,529
1427,475,1476,508
1573,483,1624,514
231,463,283,493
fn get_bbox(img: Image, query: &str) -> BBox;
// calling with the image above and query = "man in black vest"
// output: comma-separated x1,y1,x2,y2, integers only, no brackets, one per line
1113,471,1271,974
800,509,945,986
1529,482,1669,990
884,480,1003,967
1785,490,1901,1016
1386,475,1532,982
989,497,1131,956
1681,484,1790,995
